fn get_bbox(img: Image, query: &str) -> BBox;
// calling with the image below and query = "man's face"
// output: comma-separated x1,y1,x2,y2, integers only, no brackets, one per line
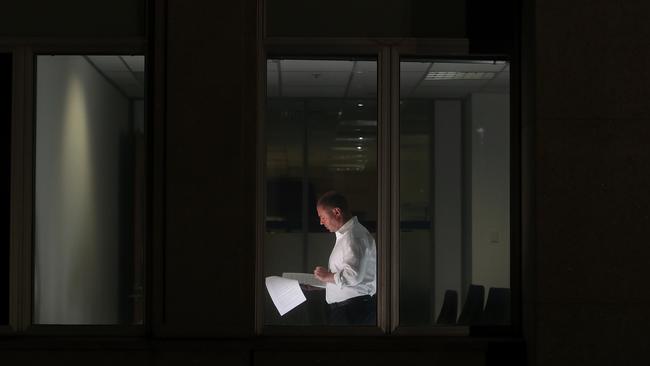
317,205,344,233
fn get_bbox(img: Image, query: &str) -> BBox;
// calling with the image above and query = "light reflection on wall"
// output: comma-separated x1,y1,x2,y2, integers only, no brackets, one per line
34,56,133,324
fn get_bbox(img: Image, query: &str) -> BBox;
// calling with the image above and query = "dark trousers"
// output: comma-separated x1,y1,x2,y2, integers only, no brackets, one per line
328,295,376,325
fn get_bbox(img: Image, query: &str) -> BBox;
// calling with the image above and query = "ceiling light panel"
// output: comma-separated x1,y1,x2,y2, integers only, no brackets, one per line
425,71,496,81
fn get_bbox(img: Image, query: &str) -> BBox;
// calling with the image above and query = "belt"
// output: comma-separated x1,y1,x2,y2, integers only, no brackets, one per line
329,295,374,309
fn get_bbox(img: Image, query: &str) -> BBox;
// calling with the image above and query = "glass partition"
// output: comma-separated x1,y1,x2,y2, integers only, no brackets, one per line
34,55,146,325
399,59,510,326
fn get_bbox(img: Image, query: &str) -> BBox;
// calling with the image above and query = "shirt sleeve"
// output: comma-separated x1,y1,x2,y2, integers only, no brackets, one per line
333,234,367,288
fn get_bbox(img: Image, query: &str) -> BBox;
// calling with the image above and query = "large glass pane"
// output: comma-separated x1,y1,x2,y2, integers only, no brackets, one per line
0,54,11,325
34,55,146,325
399,59,510,326
264,58,378,326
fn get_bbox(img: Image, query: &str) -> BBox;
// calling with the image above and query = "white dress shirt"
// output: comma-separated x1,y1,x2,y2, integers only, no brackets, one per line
325,216,377,304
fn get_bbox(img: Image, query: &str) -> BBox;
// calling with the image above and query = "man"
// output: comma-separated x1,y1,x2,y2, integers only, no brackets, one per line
313,191,377,325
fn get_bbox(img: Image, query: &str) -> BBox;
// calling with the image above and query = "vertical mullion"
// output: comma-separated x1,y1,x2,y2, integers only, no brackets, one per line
377,46,392,333
8,48,25,333
388,47,400,332
20,47,34,331
151,0,168,335
254,10,266,333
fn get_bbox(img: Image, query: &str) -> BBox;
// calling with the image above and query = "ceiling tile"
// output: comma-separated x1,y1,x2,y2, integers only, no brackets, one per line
87,55,126,72
282,71,350,86
280,59,354,72
401,62,431,71
282,86,346,98
121,55,145,72
431,62,506,73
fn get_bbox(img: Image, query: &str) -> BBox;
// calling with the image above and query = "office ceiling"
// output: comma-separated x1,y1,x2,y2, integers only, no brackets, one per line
267,59,509,99
86,55,145,99
266,59,510,175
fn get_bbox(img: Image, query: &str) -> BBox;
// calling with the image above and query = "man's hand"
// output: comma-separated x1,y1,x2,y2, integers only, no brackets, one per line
313,266,335,284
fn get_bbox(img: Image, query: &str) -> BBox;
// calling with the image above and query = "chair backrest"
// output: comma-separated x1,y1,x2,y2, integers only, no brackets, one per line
481,287,511,325
457,284,485,325
435,289,458,325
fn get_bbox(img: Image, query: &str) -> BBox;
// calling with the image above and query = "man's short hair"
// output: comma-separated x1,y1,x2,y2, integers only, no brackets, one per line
317,191,349,213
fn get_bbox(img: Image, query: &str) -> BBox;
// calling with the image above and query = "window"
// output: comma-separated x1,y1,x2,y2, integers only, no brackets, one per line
398,59,510,327
264,58,378,326
258,44,515,334
33,55,146,325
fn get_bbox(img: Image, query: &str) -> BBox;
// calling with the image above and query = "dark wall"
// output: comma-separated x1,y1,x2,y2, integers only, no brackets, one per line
0,0,145,37
535,1,650,365
266,0,465,38
161,0,256,335
8,0,650,365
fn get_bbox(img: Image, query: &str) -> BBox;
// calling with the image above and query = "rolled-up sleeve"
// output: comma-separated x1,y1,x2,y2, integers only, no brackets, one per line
333,235,366,288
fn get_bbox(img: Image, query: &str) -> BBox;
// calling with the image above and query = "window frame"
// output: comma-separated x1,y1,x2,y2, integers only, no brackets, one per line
2,40,153,337
256,40,390,336
391,46,520,336
0,47,19,336
0,0,164,338
256,37,523,336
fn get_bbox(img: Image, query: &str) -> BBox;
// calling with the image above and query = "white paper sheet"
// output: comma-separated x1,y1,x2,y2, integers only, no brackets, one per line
265,276,307,316
282,272,326,288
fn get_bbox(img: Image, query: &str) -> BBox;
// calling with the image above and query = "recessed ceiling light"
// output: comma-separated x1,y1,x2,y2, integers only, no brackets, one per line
357,103,364,107
425,71,496,81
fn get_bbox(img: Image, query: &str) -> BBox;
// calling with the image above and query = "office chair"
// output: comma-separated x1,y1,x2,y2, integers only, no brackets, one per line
436,289,458,325
457,284,485,325
481,287,511,325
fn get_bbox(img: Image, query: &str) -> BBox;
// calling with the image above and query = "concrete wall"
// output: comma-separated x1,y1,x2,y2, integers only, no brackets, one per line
534,1,650,364
34,56,131,324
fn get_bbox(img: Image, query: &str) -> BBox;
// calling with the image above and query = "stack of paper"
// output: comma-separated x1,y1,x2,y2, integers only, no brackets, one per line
265,272,326,316
281,272,326,288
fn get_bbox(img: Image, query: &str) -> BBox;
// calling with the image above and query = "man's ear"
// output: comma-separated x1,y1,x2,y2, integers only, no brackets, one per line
332,207,342,217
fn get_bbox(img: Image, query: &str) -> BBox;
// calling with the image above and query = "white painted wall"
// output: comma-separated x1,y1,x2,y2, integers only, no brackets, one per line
469,93,510,290
433,100,463,318
34,56,131,324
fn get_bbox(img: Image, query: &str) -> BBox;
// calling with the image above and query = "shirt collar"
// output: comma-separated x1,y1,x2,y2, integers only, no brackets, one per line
335,216,357,238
